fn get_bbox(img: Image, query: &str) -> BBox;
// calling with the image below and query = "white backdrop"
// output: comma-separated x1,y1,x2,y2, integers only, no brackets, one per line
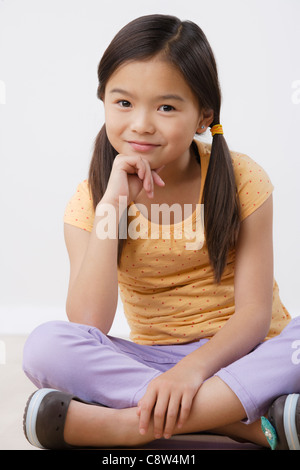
0,0,299,335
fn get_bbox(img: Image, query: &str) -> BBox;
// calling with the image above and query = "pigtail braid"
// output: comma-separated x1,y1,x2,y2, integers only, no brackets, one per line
203,125,240,283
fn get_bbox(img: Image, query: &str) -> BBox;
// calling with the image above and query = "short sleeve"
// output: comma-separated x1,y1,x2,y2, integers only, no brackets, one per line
232,152,274,221
63,180,95,232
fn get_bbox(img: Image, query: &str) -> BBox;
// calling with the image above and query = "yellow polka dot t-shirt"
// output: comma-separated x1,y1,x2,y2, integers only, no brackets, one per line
64,141,291,345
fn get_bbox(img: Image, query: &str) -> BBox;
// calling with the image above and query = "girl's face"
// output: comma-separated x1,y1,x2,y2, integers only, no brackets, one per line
103,56,205,171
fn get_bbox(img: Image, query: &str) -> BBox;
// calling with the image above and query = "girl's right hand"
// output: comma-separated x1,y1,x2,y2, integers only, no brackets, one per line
102,154,165,207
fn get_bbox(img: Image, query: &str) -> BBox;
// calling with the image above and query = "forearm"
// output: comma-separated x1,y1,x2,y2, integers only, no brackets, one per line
179,304,272,381
66,198,121,333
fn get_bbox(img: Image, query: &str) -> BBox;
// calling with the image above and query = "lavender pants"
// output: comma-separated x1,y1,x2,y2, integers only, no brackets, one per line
22,317,300,424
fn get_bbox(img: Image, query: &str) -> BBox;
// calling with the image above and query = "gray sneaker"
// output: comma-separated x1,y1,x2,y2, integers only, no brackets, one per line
23,388,96,449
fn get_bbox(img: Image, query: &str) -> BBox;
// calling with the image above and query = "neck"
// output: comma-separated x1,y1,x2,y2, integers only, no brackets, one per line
159,146,199,187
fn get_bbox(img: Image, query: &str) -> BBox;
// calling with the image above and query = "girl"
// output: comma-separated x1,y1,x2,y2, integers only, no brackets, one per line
23,14,300,450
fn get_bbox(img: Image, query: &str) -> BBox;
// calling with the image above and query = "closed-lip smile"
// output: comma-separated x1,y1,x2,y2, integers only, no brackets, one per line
128,141,160,152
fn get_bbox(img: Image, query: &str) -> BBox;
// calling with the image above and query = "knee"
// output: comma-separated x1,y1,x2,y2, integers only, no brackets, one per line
22,320,102,378
23,321,60,369
22,320,110,391
22,321,72,379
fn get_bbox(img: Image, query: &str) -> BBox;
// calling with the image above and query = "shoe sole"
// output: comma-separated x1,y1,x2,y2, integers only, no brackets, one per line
284,394,300,450
23,388,57,449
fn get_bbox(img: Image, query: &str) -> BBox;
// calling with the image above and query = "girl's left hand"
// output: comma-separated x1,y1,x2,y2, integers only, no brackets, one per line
137,361,203,439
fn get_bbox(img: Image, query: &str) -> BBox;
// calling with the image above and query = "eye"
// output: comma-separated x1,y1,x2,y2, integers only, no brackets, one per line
158,104,175,112
117,100,131,108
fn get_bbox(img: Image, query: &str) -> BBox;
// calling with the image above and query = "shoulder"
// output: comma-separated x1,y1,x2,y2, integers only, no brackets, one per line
63,179,95,232
230,150,274,221
195,140,274,221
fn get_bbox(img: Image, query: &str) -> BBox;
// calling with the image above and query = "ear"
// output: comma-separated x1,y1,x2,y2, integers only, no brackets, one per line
196,109,214,134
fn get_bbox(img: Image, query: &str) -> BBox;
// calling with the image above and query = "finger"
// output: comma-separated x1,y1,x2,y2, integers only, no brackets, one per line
143,164,154,197
118,156,148,182
153,394,170,439
127,156,152,196
129,158,154,197
177,393,194,430
163,394,181,439
113,155,143,174
135,157,147,181
152,170,165,187
138,390,157,436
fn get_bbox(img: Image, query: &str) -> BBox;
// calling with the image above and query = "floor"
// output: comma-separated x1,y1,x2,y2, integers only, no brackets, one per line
0,335,264,451
0,335,36,450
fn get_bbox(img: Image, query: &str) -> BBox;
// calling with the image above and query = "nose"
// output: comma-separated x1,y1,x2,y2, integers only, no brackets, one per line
130,109,155,135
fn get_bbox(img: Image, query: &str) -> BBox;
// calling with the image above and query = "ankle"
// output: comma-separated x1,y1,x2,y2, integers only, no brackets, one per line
64,400,119,447
64,401,153,448
115,408,154,447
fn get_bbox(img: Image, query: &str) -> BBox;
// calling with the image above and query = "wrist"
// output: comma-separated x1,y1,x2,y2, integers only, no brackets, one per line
178,347,211,382
94,195,128,241
100,193,129,216
177,353,206,381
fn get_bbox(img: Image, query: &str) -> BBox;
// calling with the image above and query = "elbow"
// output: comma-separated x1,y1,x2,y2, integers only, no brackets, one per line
65,299,115,335
255,308,273,343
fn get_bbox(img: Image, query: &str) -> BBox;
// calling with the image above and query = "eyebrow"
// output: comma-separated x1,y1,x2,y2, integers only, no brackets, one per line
109,88,185,102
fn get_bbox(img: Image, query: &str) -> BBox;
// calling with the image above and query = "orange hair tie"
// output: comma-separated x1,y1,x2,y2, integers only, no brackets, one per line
210,124,223,137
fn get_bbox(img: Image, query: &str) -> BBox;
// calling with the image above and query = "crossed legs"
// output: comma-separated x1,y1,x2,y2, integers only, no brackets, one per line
24,319,300,449
63,375,268,448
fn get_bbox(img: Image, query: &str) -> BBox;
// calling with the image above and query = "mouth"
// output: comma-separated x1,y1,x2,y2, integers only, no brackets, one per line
127,141,160,152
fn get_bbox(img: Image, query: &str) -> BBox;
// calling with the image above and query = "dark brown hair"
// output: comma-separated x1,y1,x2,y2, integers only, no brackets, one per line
88,14,240,283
